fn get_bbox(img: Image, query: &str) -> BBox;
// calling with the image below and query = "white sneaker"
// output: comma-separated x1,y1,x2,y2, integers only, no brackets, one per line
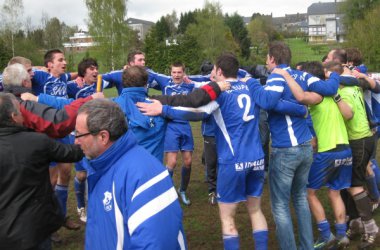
177,188,191,206
77,207,87,223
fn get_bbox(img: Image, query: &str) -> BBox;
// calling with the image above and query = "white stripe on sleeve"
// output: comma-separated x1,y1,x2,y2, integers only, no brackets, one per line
128,187,178,235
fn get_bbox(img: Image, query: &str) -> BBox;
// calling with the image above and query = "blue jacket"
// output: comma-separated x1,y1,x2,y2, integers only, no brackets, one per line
113,87,167,162
82,131,186,250
246,65,339,148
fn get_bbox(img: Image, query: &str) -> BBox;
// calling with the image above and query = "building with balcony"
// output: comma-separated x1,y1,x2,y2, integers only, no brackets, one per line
307,1,345,43
63,31,97,52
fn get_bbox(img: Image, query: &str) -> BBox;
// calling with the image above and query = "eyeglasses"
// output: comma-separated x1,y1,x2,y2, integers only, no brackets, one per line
74,131,97,139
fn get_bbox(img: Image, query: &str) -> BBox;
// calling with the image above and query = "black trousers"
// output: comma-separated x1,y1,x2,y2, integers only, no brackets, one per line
204,136,217,193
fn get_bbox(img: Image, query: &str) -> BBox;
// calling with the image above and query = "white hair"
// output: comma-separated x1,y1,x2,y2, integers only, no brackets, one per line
2,63,29,86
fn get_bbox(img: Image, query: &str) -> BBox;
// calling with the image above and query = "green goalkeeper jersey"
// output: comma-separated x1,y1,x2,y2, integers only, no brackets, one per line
339,86,372,140
310,96,349,152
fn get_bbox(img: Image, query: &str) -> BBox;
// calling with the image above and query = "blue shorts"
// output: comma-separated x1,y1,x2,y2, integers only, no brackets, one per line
50,135,72,168
307,147,352,190
217,159,265,203
164,121,194,152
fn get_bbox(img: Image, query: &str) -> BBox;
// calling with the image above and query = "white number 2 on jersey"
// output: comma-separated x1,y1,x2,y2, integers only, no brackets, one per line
237,94,255,121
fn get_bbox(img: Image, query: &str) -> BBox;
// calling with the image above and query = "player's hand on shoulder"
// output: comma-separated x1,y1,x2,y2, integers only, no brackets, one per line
217,81,231,91
136,99,163,116
21,92,38,102
91,92,105,99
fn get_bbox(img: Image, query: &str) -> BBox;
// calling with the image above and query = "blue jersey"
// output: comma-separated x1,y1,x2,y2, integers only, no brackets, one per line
246,65,340,148
201,116,216,137
32,70,71,97
162,80,264,165
101,70,124,95
67,79,111,99
82,131,186,250
102,68,156,95
193,68,252,83
150,72,200,126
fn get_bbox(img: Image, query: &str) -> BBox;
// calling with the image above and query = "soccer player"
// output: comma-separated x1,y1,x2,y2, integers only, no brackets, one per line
137,53,308,250
273,61,352,249
32,49,80,231
245,41,340,250
101,50,153,95
148,62,200,205
325,48,379,249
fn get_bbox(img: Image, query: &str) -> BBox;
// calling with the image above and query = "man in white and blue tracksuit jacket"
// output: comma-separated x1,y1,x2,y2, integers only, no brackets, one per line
75,98,187,250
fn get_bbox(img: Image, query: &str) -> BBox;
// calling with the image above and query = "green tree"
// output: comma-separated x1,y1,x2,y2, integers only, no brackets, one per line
341,0,380,29
185,1,239,61
165,10,178,36
44,17,63,49
247,17,269,63
86,0,132,70
177,11,197,34
155,16,171,42
144,25,169,73
0,38,12,69
346,5,380,71
224,13,251,59
0,0,24,57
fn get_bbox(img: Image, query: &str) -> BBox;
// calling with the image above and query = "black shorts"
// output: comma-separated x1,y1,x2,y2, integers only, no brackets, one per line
349,134,376,187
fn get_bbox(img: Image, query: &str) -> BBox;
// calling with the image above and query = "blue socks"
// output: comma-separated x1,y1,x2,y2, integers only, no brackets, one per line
253,230,268,250
366,174,380,201
370,159,380,189
74,176,86,209
55,184,68,217
167,167,174,178
180,166,191,192
317,220,331,241
335,223,347,239
223,235,239,250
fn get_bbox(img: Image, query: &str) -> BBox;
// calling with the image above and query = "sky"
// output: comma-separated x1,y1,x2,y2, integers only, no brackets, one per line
0,0,336,29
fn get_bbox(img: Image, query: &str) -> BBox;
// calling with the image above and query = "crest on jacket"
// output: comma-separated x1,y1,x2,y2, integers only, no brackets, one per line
103,191,113,211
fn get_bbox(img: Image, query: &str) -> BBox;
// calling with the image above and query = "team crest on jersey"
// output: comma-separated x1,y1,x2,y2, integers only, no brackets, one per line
103,191,113,212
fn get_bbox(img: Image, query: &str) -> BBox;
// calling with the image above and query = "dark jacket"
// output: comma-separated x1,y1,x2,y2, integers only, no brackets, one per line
4,85,92,138
151,81,222,107
0,126,84,250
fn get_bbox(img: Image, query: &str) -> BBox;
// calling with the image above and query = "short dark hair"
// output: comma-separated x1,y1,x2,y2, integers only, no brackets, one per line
170,62,185,71
78,58,98,77
122,66,148,88
78,99,128,142
346,48,363,66
268,41,292,65
295,61,307,70
331,49,347,64
127,50,144,64
0,93,20,127
215,52,239,78
44,49,63,67
324,61,344,75
302,61,325,80
200,60,214,75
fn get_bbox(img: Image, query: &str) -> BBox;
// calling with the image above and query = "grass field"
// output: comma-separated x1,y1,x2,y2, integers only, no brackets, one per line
285,38,333,66
52,88,380,249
